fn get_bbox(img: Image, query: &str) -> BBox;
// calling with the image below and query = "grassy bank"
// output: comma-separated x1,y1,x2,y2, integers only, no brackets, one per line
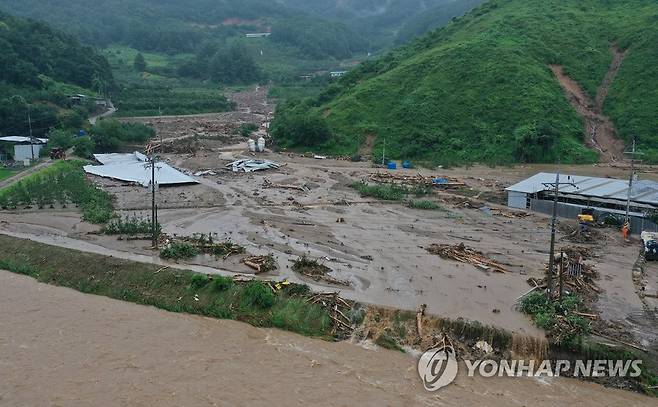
0,235,333,338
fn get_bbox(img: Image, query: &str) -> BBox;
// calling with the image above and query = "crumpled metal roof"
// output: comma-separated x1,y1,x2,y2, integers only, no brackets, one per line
84,152,197,187
227,159,280,172
506,172,658,205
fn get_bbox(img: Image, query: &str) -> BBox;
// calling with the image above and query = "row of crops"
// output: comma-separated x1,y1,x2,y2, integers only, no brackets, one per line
0,161,114,223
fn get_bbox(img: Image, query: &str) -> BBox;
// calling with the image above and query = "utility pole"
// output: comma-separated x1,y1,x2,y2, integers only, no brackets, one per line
145,143,159,248
559,249,565,302
624,138,643,227
542,170,577,300
27,104,34,161
151,153,157,248
381,138,386,166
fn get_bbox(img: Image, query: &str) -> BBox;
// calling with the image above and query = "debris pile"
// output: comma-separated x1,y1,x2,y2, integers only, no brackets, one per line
292,256,350,286
158,137,202,154
527,250,601,303
160,233,245,259
227,159,281,172
307,292,354,338
368,172,465,189
242,254,277,273
426,243,507,273
558,221,606,243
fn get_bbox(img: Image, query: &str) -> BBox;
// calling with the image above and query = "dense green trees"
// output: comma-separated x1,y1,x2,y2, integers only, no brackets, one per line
0,11,114,90
90,120,155,152
271,100,331,148
133,53,147,72
210,43,263,84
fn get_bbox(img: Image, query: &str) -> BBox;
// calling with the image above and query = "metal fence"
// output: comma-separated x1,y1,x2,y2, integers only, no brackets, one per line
529,199,658,234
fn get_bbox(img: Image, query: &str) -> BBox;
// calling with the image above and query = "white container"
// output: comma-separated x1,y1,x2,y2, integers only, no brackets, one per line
248,139,256,152
257,136,266,152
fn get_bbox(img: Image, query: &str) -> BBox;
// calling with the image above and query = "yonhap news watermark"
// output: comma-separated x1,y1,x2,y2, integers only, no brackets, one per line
418,345,642,392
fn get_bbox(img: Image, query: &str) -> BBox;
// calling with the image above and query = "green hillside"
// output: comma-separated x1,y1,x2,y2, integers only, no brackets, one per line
0,11,114,136
272,0,658,165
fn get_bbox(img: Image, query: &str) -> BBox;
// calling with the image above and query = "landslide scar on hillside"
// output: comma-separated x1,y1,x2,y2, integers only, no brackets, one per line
550,46,627,163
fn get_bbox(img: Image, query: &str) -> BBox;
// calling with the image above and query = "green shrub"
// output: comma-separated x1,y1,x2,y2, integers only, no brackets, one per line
243,281,275,309
238,123,258,137
350,181,408,201
102,215,159,235
190,274,209,289
211,276,234,292
375,333,405,352
409,199,442,210
160,242,199,260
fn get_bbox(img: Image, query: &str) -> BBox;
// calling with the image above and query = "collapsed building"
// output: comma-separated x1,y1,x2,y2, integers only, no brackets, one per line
83,152,197,187
506,172,658,233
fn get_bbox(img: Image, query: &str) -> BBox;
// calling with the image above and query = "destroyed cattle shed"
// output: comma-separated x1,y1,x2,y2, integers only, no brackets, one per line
227,159,281,172
83,152,198,187
506,172,658,233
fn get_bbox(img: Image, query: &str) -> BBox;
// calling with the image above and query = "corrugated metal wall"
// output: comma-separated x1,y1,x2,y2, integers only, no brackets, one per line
13,144,43,161
507,191,527,209
529,199,658,234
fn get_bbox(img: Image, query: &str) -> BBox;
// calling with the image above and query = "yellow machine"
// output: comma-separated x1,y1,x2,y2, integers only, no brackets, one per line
577,214,594,223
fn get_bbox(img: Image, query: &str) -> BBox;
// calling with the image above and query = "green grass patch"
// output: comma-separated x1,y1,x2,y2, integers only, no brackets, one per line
375,332,405,352
350,181,431,201
0,160,114,223
0,235,335,339
408,199,443,210
0,168,17,181
160,242,199,260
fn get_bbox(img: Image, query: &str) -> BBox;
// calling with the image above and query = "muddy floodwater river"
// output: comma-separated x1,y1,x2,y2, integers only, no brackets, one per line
0,271,653,406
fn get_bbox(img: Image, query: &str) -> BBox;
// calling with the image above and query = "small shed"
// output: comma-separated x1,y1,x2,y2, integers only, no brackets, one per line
0,136,49,162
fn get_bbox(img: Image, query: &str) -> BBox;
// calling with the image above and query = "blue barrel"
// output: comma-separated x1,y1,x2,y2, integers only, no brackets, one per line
387,161,397,170
402,160,412,169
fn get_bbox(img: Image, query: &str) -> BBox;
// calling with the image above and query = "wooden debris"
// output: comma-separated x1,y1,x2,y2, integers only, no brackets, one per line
292,256,350,286
426,243,507,273
263,178,309,192
242,255,277,273
307,292,354,338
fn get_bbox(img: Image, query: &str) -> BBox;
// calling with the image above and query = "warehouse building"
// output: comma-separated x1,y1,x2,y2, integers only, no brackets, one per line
506,172,658,233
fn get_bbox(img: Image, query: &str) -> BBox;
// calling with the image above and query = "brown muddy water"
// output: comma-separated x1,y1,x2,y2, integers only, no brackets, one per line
0,271,653,406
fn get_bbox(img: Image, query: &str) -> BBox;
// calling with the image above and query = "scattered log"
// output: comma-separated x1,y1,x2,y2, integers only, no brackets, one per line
426,242,507,273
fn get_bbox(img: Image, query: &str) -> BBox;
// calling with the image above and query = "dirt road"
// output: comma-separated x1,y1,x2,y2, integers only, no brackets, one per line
0,270,653,407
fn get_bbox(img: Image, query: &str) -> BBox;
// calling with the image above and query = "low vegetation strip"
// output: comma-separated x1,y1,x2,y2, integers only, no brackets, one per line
0,160,114,223
0,235,333,338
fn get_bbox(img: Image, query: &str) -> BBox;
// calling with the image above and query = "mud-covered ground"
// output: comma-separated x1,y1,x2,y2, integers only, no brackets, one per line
1,85,657,345
1,271,654,407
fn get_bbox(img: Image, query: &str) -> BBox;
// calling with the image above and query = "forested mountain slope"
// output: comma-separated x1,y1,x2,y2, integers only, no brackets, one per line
277,0,484,47
0,0,368,59
0,12,114,136
272,0,658,164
